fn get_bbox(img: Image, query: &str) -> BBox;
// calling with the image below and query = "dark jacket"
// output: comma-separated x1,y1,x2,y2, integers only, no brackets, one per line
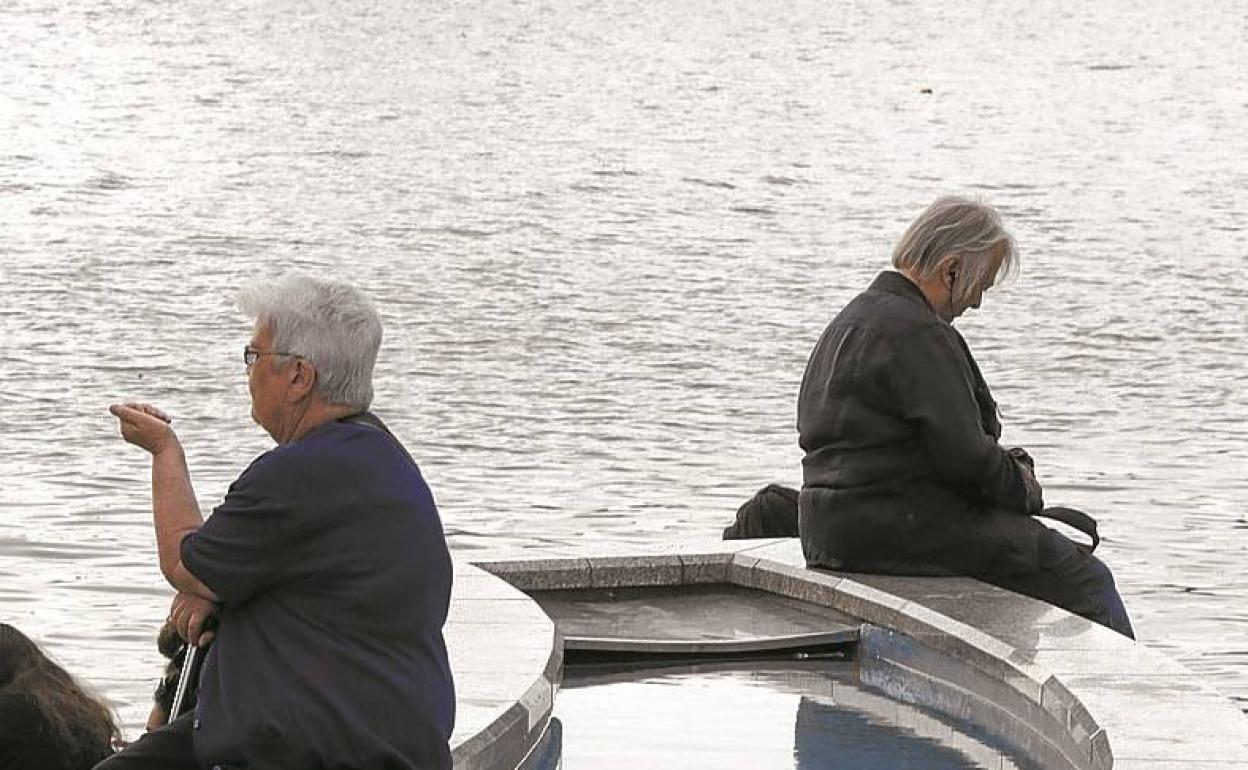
797,271,1044,575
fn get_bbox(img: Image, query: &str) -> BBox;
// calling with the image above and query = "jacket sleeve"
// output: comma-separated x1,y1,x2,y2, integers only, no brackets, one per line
884,323,1032,513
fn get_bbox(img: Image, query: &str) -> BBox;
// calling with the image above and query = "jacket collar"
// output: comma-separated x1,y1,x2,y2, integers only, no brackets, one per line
870,270,940,317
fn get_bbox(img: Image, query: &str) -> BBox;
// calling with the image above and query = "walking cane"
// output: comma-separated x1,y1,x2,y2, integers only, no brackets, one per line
170,615,217,720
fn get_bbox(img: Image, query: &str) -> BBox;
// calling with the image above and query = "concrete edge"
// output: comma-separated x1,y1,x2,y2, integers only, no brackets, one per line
462,542,1248,768
448,563,561,770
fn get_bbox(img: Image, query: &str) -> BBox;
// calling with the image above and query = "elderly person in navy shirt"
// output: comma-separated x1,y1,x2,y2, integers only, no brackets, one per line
102,274,455,769
798,197,1133,637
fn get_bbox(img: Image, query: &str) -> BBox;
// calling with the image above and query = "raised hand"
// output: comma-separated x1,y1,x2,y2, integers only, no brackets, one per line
109,403,179,456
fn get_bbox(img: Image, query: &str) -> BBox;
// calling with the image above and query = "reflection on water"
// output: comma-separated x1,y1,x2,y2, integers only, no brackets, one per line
2,0,1245,737
555,663,1037,769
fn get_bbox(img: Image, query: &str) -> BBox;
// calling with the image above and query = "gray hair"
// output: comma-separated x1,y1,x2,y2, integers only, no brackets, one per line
238,274,383,411
891,196,1019,309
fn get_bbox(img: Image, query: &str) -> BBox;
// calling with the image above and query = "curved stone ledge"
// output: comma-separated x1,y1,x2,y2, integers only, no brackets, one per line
737,538,1248,769
447,562,560,770
464,537,1248,769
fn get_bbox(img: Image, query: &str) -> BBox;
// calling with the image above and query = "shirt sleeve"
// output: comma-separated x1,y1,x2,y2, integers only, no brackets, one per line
885,323,1031,513
181,451,294,606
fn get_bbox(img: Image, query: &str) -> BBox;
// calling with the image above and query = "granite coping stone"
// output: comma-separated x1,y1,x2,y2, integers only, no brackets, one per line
1057,674,1248,762
447,563,558,770
862,653,1086,770
451,703,532,770
676,551,734,584
741,546,1248,767
1111,763,1248,769
861,625,1091,769
457,541,1248,769
469,558,593,591
587,554,684,588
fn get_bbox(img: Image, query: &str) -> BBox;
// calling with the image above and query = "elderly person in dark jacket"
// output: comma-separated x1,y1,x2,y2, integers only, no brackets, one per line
798,196,1133,637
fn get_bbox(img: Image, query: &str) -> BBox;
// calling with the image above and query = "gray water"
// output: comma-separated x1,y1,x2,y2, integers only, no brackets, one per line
1,0,1245,737
557,663,1038,769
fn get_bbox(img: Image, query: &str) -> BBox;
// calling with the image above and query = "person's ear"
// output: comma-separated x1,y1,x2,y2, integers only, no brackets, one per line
943,256,961,290
288,359,317,401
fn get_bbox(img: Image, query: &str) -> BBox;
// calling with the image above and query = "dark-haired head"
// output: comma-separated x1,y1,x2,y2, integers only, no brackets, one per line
0,622,39,685
0,623,120,767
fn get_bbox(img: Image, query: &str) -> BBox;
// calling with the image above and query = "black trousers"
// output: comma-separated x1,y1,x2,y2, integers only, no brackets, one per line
982,526,1135,639
94,714,200,770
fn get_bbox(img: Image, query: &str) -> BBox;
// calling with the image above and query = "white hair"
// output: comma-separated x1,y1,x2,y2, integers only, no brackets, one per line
891,196,1019,308
238,273,383,411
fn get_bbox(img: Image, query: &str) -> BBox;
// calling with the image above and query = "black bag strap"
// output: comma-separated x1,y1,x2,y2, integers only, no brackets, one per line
1035,506,1101,554
340,411,417,469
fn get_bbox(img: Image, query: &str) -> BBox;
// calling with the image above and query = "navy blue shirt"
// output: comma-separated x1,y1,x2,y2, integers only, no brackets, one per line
181,416,455,770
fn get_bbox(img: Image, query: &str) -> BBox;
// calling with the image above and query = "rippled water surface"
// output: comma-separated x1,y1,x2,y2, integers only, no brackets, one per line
2,0,1245,736
557,663,1038,769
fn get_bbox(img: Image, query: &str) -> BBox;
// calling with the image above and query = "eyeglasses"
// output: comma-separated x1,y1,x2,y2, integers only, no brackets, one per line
243,346,299,367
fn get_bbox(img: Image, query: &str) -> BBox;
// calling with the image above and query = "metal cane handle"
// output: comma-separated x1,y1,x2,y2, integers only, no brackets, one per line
169,614,218,719
169,643,200,719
